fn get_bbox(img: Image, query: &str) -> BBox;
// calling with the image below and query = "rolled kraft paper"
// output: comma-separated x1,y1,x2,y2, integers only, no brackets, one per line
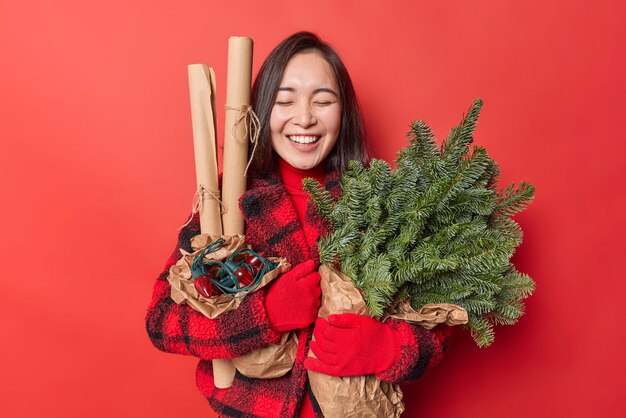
308,265,405,418
188,63,233,389
221,36,253,236
188,64,222,235
218,37,252,389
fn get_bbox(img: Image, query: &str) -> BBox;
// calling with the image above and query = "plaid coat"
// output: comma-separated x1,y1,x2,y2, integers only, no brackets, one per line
146,170,451,417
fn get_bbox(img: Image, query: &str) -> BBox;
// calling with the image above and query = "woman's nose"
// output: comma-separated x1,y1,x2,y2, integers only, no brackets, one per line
292,101,316,127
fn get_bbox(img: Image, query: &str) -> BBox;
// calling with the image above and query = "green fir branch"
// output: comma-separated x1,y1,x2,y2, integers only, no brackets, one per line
306,99,535,347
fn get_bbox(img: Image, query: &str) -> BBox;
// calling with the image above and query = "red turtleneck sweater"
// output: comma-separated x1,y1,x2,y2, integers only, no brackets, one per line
278,158,325,418
278,157,326,229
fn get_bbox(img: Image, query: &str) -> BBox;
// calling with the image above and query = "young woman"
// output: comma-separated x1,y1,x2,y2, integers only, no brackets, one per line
146,32,450,418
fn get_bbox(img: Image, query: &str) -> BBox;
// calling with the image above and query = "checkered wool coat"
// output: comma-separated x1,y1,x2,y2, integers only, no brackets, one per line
145,170,451,417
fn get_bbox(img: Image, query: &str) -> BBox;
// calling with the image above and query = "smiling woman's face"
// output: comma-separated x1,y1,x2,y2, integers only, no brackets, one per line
270,50,341,170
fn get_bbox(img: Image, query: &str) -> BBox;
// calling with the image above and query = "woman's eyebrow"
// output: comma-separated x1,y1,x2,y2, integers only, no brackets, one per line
277,86,338,97
313,88,338,96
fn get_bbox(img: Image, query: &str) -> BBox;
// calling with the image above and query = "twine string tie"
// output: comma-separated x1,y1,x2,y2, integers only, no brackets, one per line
225,104,261,176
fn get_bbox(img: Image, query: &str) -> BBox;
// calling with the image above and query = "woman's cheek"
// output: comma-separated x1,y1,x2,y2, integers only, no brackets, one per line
322,106,342,133
271,107,292,125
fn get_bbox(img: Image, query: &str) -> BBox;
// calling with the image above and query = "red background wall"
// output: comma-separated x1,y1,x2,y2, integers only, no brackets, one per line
1,1,624,417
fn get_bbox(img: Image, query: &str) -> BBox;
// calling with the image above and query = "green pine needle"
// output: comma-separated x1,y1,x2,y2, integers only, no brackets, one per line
305,99,535,347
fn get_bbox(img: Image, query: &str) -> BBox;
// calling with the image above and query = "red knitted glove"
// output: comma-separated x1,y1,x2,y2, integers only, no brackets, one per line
265,260,321,332
304,313,402,377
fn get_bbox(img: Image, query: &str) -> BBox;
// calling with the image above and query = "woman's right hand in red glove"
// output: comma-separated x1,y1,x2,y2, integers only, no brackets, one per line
265,260,321,332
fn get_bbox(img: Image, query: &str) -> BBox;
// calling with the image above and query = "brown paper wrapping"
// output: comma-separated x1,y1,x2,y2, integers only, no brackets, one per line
167,233,298,379
188,64,222,235
308,264,405,418
385,300,468,329
308,265,468,418
168,234,289,318
221,36,253,236
232,332,299,379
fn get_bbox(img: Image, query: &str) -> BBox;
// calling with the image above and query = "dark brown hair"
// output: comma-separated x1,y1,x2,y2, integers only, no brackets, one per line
249,31,369,177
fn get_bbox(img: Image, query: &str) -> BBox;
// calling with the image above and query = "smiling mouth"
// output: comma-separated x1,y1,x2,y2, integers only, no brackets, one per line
288,135,321,145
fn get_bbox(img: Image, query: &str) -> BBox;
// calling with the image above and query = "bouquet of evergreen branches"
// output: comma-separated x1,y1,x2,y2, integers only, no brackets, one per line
303,98,535,348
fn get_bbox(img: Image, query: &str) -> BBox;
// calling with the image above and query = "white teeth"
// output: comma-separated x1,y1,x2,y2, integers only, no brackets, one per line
288,135,320,144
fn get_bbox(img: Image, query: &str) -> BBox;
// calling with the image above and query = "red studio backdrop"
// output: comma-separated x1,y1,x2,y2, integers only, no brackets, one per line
1,1,624,417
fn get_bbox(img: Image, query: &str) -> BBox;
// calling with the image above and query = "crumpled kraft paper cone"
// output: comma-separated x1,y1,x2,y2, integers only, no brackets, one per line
168,234,290,318
385,300,468,329
308,265,469,418
167,234,295,379
232,331,299,379
308,264,405,418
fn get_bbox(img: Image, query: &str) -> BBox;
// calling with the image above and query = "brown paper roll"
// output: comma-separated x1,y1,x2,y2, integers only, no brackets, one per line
188,63,234,389
221,36,253,236
188,64,222,235
216,37,253,388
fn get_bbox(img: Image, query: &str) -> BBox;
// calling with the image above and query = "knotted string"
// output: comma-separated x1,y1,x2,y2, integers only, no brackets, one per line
224,104,261,176
179,184,225,230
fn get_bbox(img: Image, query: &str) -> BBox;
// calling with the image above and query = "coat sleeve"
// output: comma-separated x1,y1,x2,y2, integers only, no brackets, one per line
375,320,451,384
145,217,283,360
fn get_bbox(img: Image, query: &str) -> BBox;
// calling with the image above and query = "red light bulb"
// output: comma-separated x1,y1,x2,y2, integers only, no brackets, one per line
234,266,254,287
245,253,263,273
194,276,214,298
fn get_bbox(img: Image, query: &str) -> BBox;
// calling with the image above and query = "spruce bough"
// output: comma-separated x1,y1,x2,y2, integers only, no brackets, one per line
303,99,535,347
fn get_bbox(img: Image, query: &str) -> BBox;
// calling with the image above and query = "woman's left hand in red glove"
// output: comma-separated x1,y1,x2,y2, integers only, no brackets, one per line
304,313,402,377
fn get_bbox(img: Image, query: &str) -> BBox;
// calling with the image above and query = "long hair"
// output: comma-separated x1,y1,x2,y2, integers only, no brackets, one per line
249,31,369,177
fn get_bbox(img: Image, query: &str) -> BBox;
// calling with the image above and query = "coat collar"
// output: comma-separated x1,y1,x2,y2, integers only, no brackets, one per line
240,169,340,266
